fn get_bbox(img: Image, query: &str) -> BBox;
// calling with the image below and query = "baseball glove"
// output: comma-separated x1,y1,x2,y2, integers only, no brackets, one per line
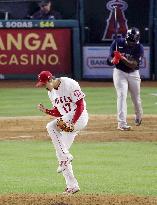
56,118,74,132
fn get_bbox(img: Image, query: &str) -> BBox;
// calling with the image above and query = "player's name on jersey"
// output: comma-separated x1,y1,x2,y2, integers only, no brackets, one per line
0,21,55,28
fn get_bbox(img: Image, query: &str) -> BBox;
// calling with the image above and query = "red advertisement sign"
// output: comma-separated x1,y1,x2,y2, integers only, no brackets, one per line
0,28,72,75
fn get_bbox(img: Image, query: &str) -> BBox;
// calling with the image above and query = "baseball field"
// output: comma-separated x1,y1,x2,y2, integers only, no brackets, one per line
0,80,157,205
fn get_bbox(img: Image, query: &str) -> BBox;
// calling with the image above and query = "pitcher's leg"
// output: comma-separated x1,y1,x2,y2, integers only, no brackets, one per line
46,120,71,161
62,132,76,150
60,132,79,190
56,132,76,173
62,163,79,189
113,69,128,127
59,111,88,193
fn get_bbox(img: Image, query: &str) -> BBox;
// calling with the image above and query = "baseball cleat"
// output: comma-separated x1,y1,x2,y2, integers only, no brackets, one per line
117,125,132,131
57,155,73,173
135,119,142,126
63,187,80,194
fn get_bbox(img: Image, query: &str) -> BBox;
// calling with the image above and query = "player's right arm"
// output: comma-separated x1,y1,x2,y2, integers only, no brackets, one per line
107,40,119,65
37,103,62,117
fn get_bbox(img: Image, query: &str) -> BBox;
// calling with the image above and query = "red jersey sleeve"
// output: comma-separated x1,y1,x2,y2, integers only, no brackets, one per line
45,107,62,117
72,98,84,124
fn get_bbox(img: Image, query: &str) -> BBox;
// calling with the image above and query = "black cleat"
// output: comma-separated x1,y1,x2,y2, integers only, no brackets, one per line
135,119,142,126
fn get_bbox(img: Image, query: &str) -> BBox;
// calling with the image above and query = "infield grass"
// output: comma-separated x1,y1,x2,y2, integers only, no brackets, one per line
0,140,157,195
0,87,157,116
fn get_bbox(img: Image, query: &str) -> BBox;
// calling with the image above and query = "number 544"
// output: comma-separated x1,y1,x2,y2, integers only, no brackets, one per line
40,21,54,28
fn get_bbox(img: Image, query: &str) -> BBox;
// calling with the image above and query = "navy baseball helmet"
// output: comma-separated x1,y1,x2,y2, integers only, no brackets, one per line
39,0,51,7
126,27,140,44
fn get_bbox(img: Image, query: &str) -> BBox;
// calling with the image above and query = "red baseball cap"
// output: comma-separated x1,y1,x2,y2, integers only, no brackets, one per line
36,70,53,87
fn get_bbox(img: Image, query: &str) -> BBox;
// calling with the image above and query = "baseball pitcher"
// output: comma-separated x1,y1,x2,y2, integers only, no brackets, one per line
107,27,144,131
36,70,88,194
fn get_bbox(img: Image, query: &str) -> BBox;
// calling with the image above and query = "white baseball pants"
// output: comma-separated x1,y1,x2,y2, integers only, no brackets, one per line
46,109,88,189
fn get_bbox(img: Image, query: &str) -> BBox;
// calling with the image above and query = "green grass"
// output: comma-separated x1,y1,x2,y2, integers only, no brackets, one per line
0,87,157,116
0,140,157,195
1,86,157,196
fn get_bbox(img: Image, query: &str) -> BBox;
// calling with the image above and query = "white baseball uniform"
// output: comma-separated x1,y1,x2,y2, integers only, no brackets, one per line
46,77,88,189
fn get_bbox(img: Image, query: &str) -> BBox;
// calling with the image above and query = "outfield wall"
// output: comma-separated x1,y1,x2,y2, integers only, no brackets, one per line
0,0,157,80
0,20,81,80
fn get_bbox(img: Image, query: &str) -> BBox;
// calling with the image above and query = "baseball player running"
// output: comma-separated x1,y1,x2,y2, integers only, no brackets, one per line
36,70,88,194
107,27,144,131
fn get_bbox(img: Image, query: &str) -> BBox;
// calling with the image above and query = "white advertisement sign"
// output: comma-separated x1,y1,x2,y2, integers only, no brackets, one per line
83,46,150,79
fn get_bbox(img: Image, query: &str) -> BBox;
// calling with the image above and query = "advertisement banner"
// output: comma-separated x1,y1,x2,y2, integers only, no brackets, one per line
0,28,72,76
83,46,150,79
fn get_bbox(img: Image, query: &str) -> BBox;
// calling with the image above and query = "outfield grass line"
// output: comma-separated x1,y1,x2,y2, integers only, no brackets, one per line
81,130,157,134
81,131,112,134
0,136,34,140
1,114,157,120
0,116,48,120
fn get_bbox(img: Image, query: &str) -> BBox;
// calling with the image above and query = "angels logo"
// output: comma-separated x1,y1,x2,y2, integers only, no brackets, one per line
74,90,82,98
102,0,128,40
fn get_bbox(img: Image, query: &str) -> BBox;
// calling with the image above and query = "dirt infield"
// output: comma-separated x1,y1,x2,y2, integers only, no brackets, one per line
0,115,157,204
0,114,157,141
0,194,157,205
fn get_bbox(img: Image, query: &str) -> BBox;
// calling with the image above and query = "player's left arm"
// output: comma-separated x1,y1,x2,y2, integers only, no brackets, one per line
72,98,84,124
120,56,138,69
70,83,86,124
